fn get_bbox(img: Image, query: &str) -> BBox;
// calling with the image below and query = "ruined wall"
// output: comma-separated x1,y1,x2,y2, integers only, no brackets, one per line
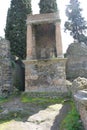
66,56,87,80
66,42,87,81
0,38,13,97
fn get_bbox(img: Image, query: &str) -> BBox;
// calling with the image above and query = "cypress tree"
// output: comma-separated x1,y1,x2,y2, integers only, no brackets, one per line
5,0,32,59
39,0,58,14
65,0,87,43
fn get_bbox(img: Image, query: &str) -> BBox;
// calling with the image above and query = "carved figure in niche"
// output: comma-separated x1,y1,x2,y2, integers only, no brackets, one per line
40,47,56,59
50,48,55,58
45,47,49,58
41,48,46,59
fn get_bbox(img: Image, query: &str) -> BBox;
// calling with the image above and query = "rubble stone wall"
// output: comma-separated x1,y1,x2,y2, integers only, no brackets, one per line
0,38,12,97
66,56,87,80
66,43,87,81
24,58,67,93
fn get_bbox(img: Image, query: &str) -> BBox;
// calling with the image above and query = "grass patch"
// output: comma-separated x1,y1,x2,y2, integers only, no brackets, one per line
21,96,63,103
0,111,29,124
21,92,66,107
0,92,21,105
0,97,8,104
21,92,72,109
60,101,84,130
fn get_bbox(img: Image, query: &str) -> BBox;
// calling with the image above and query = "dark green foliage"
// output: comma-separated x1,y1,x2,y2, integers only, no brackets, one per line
5,0,32,59
65,0,87,44
39,0,58,14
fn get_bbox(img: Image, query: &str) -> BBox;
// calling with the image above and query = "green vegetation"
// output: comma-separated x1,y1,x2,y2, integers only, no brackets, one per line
39,0,58,14
21,96,63,104
0,93,83,130
0,93,68,124
60,101,84,130
65,0,87,44
21,92,64,108
5,0,32,59
0,97,8,104
0,92,21,105
0,111,29,124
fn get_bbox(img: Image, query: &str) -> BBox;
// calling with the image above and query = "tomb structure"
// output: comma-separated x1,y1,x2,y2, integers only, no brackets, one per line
24,12,67,92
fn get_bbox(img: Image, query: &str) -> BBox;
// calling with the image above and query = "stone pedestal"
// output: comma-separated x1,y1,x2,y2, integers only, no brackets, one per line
24,58,67,92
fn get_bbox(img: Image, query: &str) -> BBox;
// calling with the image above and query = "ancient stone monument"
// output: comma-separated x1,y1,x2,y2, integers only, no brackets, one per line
24,12,67,92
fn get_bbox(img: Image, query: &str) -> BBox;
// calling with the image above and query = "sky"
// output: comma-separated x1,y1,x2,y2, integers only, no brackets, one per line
0,0,87,53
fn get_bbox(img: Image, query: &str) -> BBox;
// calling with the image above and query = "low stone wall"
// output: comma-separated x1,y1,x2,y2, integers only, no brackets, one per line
24,58,67,93
0,38,13,97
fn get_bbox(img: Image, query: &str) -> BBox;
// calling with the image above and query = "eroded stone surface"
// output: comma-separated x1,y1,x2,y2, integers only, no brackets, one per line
71,77,87,94
0,39,12,97
72,77,87,130
24,59,67,93
74,90,87,106
66,42,87,80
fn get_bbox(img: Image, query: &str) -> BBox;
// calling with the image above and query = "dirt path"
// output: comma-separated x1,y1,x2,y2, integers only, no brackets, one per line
0,97,71,130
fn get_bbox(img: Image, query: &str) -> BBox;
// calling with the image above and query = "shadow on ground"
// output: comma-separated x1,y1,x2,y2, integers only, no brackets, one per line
51,103,71,130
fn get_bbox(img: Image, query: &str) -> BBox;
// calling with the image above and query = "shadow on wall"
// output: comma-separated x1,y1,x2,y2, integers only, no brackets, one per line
12,57,25,91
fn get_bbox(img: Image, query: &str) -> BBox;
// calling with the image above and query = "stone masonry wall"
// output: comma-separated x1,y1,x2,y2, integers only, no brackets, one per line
66,42,87,81
66,56,87,80
24,58,67,93
0,38,13,97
